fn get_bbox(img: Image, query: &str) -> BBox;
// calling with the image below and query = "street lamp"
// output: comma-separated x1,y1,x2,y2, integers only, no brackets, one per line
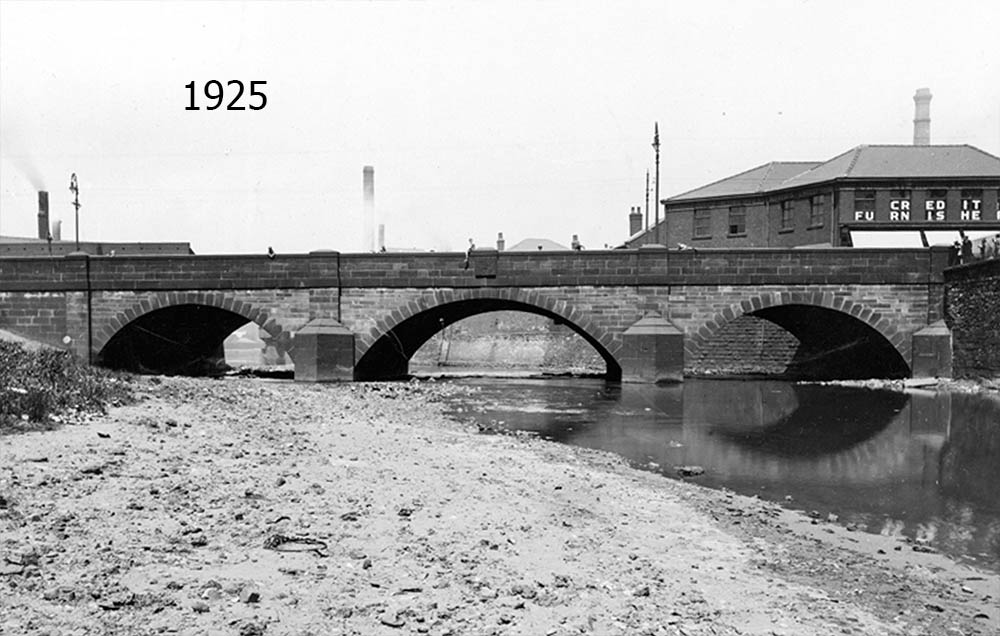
652,122,660,229
69,173,81,251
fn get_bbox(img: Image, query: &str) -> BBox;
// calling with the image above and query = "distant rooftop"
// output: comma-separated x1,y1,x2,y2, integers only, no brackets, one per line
0,235,48,243
666,145,1000,202
506,238,570,251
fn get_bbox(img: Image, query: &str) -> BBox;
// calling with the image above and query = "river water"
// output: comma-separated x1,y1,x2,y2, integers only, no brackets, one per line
436,377,1000,573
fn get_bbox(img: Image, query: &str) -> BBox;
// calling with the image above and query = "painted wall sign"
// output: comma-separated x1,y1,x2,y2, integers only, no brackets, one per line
961,198,982,221
847,190,1000,223
924,198,946,221
851,198,999,222
889,199,911,221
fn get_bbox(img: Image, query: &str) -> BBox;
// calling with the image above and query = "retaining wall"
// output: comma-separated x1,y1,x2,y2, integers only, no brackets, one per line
945,259,1000,378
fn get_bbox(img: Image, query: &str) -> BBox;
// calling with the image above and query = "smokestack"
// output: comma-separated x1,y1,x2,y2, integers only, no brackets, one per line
913,88,932,146
496,232,505,251
52,220,62,242
363,166,375,251
37,191,49,239
629,206,642,236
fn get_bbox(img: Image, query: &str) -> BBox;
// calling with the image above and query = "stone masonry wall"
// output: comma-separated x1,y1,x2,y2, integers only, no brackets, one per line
0,248,947,376
0,292,68,348
409,312,604,371
343,283,933,374
689,315,800,375
945,259,1000,378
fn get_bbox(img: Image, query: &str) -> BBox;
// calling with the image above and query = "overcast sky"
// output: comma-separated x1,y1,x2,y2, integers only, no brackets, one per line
1,1,998,254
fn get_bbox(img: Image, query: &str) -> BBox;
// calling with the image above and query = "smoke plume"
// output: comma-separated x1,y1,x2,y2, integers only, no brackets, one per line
0,128,46,190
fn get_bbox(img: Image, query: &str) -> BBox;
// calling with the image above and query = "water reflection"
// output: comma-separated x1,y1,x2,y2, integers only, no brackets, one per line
443,378,1000,572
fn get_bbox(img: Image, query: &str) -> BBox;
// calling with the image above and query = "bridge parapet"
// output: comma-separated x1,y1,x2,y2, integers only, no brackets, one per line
0,253,343,292
337,247,949,288
0,247,950,292
0,254,90,291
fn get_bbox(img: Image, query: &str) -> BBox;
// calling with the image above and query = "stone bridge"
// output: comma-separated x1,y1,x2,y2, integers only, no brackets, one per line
0,246,953,382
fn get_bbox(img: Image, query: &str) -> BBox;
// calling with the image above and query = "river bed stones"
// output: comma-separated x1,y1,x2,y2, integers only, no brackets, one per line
0,376,997,635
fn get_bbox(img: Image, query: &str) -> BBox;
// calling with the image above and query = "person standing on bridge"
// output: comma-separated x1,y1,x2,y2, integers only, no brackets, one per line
961,235,973,263
463,238,475,269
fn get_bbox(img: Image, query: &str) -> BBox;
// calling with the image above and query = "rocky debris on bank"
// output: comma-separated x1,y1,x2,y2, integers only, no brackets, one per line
803,377,1000,395
1,376,996,636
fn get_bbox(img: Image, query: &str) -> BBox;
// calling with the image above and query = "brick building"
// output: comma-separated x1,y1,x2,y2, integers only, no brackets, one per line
627,144,1000,249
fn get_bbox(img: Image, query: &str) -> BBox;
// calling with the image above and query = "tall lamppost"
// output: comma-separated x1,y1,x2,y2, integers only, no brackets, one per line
69,173,81,251
644,169,650,230
652,123,660,231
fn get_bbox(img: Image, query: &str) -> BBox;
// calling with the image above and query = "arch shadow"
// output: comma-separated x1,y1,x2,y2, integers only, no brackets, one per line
689,292,912,380
355,293,621,381
95,293,286,375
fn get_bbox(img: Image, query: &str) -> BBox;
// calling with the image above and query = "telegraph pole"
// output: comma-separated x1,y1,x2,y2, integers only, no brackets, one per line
644,169,650,230
653,123,660,229
69,173,81,250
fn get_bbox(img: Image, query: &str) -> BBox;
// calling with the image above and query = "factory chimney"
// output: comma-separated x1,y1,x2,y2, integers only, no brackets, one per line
37,191,49,239
913,88,932,146
363,166,375,252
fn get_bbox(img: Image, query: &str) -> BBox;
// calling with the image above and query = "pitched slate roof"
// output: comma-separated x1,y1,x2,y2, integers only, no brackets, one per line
779,145,1000,189
666,145,1000,203
668,161,821,201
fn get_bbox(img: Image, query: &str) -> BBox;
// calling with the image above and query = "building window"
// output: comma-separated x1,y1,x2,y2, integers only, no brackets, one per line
693,209,711,238
855,190,876,212
853,190,876,222
780,201,794,231
961,189,983,220
728,206,746,235
809,195,825,228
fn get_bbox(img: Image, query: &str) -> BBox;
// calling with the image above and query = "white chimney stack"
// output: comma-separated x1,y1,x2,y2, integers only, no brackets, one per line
363,166,375,251
913,88,932,146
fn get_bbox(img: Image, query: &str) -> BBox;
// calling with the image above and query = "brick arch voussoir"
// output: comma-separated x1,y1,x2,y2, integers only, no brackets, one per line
355,288,617,365
93,292,283,354
688,293,906,362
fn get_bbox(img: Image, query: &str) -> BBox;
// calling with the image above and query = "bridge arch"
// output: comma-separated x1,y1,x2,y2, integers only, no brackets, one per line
94,292,287,374
354,288,622,380
687,291,911,379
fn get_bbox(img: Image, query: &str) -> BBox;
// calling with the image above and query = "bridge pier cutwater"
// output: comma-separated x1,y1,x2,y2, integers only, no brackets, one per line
0,246,955,382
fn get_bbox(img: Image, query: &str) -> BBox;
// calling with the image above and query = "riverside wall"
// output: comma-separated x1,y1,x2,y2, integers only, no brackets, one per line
945,259,1000,378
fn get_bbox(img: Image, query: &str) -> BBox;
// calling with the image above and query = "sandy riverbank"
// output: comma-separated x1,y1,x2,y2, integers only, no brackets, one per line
1,377,997,636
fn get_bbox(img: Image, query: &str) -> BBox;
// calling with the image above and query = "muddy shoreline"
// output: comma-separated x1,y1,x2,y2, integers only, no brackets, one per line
1,377,997,635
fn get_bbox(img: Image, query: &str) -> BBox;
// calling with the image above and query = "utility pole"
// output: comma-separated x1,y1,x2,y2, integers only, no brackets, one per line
69,173,81,251
644,169,650,230
653,123,660,229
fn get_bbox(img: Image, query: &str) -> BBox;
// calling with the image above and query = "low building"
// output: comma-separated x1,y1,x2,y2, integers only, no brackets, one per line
0,236,194,257
627,144,1000,249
